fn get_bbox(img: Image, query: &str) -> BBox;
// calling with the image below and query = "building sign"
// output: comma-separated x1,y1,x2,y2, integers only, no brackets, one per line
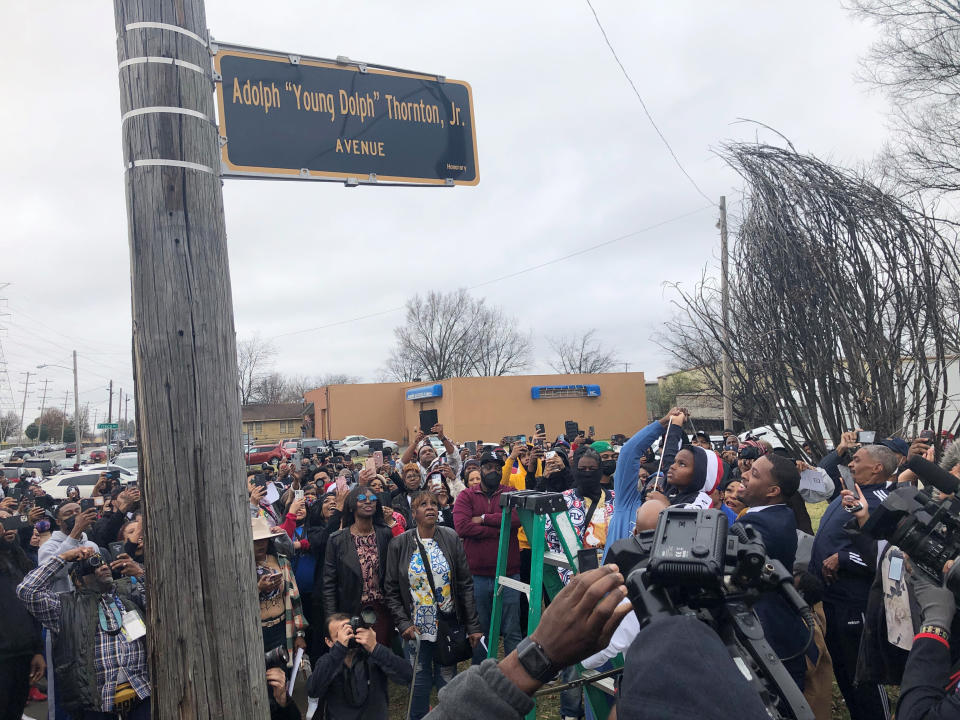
213,44,478,186
406,383,443,401
530,384,602,399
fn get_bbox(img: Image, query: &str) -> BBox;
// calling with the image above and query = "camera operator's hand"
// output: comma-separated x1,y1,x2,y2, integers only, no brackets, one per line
336,623,356,648
354,627,377,653
531,565,631,670
59,546,94,563
401,626,418,642
908,560,957,632
266,667,289,707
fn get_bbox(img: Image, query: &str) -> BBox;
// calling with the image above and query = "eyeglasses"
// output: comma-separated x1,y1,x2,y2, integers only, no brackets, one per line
355,494,375,503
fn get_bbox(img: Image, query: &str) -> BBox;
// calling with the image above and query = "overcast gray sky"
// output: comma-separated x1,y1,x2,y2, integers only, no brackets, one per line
0,1,891,429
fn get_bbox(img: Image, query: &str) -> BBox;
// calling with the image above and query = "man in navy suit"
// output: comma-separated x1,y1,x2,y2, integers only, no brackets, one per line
736,453,810,690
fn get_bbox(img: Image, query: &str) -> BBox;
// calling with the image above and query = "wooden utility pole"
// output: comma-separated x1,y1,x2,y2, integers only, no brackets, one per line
61,391,69,444
18,372,31,445
112,2,268,718
37,378,49,443
719,196,734,431
73,351,81,449
107,379,113,449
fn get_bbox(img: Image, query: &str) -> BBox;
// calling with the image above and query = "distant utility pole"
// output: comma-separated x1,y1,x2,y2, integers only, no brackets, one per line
18,372,31,444
61,391,70,443
719,196,734,431
112,0,267,717
37,378,49,443
107,379,113,449
73,351,81,448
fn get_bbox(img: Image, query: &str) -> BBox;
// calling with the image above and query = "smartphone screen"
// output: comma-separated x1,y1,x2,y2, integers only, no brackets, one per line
79,498,95,511
535,423,545,435
108,541,125,558
294,489,304,501
373,450,383,468
578,547,600,572
857,430,876,444
94,497,105,507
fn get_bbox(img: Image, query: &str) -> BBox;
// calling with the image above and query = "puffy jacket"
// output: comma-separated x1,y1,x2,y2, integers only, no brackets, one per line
321,525,393,617
383,526,481,636
56,579,143,711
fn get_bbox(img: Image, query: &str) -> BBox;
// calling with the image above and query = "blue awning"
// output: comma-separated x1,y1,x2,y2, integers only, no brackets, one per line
406,383,443,400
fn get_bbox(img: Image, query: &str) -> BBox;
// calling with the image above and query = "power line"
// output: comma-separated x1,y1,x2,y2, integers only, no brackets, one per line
583,0,715,207
269,204,711,340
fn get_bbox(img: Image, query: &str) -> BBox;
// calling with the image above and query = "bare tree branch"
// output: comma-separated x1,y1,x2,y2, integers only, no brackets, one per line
547,329,618,374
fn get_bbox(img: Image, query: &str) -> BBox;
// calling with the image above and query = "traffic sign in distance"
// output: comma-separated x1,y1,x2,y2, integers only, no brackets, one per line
214,44,478,186
97,423,119,429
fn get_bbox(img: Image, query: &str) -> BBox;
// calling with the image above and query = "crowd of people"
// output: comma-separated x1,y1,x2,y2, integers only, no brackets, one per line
2,411,959,720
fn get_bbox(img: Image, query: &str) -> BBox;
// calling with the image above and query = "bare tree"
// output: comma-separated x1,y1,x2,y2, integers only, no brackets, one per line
547,330,618,374
237,334,277,404
0,410,21,442
384,290,529,381
319,373,360,386
660,142,960,455
849,0,960,193
250,372,294,404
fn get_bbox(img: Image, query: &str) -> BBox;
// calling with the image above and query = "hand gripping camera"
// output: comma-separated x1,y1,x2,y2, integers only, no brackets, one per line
348,606,378,648
617,507,816,720
862,455,960,594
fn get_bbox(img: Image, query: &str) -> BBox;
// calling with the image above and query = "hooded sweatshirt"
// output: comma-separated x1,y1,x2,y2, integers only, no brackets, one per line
665,445,723,507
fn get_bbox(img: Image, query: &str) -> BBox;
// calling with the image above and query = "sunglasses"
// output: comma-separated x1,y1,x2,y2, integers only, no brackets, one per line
355,493,375,503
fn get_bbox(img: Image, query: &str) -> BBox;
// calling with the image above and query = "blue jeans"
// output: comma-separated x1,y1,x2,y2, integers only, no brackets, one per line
407,639,456,720
471,574,522,664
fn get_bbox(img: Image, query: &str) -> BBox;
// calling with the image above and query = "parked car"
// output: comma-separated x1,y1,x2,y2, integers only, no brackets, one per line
10,447,36,460
120,445,138,454
300,438,336,457
40,463,137,500
88,449,108,464
65,443,78,457
112,452,139,478
345,438,399,457
20,458,61,476
245,442,292,466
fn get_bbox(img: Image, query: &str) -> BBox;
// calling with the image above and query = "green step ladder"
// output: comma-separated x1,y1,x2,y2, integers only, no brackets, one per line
486,490,619,720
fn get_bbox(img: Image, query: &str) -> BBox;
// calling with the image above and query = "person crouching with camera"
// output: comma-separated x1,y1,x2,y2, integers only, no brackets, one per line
306,613,412,720
896,558,960,720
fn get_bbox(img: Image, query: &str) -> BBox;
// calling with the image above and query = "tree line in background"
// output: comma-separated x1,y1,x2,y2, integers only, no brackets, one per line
0,405,134,445
381,289,618,382
237,291,621,405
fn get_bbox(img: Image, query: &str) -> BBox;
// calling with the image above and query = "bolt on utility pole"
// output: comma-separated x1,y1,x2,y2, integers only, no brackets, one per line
112,1,268,718
719,196,734,431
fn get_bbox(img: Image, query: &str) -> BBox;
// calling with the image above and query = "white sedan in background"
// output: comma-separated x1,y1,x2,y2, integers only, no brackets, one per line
40,464,137,500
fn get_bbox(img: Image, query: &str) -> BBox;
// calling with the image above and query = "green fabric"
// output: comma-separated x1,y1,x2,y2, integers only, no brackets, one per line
590,441,611,453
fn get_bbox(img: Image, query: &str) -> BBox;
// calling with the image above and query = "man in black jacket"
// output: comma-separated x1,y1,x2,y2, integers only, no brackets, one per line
736,453,810,690
809,443,897,720
307,613,412,720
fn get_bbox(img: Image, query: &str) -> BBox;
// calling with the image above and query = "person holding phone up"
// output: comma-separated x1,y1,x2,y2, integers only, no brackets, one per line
808,442,900,720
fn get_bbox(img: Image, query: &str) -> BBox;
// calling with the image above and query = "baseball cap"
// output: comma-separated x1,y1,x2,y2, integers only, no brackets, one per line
880,436,909,457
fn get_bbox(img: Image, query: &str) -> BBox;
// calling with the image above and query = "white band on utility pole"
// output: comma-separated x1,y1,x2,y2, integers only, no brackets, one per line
123,22,208,47
127,159,216,174
121,106,213,124
119,56,207,75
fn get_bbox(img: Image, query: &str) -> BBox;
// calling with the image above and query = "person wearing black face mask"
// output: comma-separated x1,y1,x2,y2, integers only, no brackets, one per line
453,452,523,665
590,441,618,487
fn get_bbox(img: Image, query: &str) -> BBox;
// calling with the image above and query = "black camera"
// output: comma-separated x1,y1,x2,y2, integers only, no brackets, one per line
264,646,289,670
616,507,815,720
862,455,960,594
348,606,378,648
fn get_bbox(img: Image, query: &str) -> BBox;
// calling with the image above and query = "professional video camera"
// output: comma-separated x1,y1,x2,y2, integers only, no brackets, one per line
348,606,378,648
617,506,815,720
862,455,960,595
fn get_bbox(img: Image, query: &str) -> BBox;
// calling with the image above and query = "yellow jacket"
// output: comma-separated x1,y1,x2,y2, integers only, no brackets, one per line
502,458,542,549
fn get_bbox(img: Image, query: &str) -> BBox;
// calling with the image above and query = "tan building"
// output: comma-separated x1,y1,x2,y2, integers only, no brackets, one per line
304,372,646,446
241,402,315,444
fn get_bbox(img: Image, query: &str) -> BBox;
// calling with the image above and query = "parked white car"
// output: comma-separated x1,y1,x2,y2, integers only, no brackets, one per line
40,464,137,499
345,438,399,457
112,452,140,478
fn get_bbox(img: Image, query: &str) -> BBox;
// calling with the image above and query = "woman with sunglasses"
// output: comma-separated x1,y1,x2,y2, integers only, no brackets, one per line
321,486,394,646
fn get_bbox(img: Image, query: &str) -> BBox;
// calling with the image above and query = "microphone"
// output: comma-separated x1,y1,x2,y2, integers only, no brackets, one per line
905,455,960,495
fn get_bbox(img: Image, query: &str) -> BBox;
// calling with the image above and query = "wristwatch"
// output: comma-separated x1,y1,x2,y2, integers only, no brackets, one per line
296,630,306,639
516,636,560,682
